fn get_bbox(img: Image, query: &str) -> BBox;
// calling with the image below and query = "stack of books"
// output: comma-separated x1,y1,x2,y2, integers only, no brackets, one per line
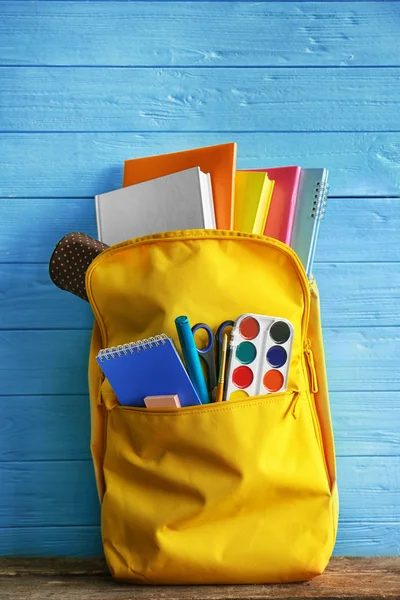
95,143,328,278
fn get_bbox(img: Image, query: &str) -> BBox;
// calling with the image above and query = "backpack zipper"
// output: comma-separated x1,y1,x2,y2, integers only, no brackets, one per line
86,230,312,343
304,338,319,393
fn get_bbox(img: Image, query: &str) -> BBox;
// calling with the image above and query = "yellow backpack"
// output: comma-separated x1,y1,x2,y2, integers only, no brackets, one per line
86,229,338,584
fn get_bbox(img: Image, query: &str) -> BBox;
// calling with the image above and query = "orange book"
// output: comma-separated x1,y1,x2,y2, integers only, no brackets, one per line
123,143,237,230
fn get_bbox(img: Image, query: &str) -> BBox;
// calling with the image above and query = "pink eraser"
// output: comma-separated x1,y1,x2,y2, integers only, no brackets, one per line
144,395,181,408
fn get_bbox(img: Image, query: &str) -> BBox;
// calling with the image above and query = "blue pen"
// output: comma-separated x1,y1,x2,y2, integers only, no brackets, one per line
175,315,210,404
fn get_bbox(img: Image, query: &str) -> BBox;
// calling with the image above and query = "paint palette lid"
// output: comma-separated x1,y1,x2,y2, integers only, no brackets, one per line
225,313,294,400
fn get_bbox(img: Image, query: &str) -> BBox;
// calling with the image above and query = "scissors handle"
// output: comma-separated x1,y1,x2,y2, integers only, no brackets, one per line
216,320,234,348
191,323,214,354
191,323,217,394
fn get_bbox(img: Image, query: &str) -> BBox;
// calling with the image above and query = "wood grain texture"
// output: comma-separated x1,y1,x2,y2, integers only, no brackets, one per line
316,263,400,327
1,198,399,264
2,2,400,67
1,0,400,560
0,330,92,396
15,258,400,322
2,133,400,198
1,522,400,558
0,396,91,461
333,523,400,557
1,392,399,461
2,67,400,132
2,328,400,396
323,327,400,392
0,526,103,558
3,262,400,329
0,199,98,263
317,197,400,263
0,392,399,459
0,559,399,599
0,457,399,527
0,556,109,575
0,461,99,527
0,264,94,329
2,555,398,576
8,0,399,2
331,392,400,457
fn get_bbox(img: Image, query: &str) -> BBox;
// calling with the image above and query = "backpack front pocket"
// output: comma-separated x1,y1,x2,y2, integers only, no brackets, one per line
101,390,334,584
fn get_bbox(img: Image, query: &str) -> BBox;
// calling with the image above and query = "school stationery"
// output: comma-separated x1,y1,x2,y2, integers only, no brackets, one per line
144,395,181,408
86,230,337,584
123,143,237,229
249,166,301,244
174,316,210,404
96,167,215,246
191,322,218,395
96,334,201,407
49,232,109,302
225,314,294,400
216,333,228,403
191,320,234,396
290,168,329,277
233,171,274,234
215,320,234,372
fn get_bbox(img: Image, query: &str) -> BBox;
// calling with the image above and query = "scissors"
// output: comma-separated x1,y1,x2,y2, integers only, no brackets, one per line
191,320,234,394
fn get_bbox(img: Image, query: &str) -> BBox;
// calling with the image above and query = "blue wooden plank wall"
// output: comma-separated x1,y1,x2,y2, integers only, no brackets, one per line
1,1,399,557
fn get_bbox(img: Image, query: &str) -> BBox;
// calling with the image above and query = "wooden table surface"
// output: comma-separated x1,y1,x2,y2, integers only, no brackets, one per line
0,557,399,599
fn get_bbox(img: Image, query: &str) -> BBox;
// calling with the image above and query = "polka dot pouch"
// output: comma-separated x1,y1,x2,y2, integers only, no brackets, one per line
49,232,109,302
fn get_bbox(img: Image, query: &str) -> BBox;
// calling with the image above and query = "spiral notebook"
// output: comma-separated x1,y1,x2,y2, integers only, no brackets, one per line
96,334,201,407
290,168,329,277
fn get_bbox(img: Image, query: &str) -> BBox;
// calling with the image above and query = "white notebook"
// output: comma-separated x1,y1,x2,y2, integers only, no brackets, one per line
95,167,215,245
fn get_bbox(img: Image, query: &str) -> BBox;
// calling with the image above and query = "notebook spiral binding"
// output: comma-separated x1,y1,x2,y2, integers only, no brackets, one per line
97,334,168,361
311,182,329,220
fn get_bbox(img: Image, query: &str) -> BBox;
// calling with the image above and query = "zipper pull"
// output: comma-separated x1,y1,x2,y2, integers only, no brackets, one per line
304,339,319,393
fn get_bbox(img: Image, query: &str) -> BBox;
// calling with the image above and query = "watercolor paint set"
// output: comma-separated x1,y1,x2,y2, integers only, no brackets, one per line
225,313,294,401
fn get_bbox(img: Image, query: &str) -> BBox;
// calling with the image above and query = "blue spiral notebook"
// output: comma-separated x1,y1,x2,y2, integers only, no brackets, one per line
290,168,329,277
96,334,201,407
